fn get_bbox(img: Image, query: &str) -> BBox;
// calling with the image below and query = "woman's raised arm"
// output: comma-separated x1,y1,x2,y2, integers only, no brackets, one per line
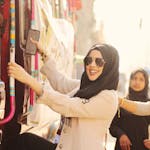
119,98,150,116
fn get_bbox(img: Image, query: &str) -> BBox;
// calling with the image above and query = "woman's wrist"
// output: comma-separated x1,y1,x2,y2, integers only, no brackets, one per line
119,98,124,107
25,73,35,87
41,52,49,62
119,98,137,113
38,48,50,62
36,44,50,62
26,75,44,96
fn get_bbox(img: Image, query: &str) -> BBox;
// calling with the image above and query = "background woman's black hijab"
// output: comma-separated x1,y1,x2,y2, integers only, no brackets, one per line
127,69,149,102
74,43,119,99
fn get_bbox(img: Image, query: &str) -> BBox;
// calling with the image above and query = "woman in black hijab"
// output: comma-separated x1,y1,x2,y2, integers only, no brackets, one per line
7,43,119,150
74,43,119,99
110,69,150,150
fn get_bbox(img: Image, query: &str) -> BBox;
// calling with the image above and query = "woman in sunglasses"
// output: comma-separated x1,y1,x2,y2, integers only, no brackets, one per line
7,43,119,150
110,69,150,150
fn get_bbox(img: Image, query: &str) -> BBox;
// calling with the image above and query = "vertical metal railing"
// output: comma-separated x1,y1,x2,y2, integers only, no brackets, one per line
0,0,15,125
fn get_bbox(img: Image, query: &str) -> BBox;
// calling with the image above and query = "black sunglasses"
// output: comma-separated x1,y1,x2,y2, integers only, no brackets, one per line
84,56,105,67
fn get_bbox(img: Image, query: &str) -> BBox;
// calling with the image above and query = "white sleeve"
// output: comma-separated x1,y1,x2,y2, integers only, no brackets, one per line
37,89,118,119
40,57,80,94
134,101,150,116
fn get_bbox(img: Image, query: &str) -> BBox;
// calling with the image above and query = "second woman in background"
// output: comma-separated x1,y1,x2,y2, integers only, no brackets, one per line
110,69,150,150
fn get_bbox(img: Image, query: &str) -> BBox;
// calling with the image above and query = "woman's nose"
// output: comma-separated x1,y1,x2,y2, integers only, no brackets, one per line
90,59,96,66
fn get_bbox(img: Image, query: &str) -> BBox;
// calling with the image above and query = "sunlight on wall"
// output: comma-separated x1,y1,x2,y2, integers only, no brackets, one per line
94,0,150,74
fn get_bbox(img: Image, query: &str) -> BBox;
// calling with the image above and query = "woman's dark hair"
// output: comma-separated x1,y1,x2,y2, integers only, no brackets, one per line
74,43,119,99
127,69,149,101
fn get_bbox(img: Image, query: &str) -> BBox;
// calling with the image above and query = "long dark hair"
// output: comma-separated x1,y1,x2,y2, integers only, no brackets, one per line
74,43,119,99
127,69,149,102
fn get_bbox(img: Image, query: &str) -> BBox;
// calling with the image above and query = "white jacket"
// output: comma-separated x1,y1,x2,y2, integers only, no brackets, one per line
37,58,118,150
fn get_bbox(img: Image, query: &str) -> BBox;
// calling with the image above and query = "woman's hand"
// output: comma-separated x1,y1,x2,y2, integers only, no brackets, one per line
119,134,132,150
7,62,31,85
7,62,43,96
30,38,49,62
30,38,45,55
144,139,150,149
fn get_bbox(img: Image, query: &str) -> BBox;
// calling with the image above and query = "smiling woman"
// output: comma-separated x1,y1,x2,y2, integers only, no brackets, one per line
7,42,119,150
84,50,105,81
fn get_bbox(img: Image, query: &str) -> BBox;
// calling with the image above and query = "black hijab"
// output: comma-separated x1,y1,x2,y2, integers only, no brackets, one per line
73,43,119,99
127,69,149,102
